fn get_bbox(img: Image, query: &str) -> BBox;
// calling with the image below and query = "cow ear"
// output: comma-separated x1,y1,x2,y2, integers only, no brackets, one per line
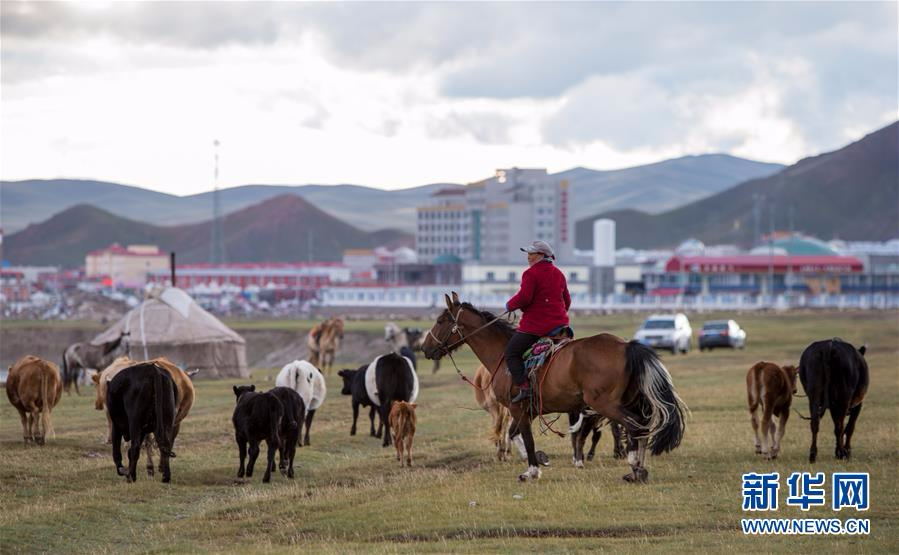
451,291,460,304
249,384,256,391
444,294,453,310
859,345,867,356
233,385,239,395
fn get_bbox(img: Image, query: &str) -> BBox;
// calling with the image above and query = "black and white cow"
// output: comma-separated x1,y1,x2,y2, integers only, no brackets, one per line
338,352,419,447
106,362,178,483
267,387,304,479
231,385,284,483
799,338,869,462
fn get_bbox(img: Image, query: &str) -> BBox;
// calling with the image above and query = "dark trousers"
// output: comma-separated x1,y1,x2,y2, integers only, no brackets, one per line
505,332,540,385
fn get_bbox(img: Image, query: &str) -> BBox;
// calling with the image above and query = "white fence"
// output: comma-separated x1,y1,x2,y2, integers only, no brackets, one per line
317,287,899,311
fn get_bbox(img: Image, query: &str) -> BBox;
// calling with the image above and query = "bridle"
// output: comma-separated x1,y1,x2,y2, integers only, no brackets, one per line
426,305,511,378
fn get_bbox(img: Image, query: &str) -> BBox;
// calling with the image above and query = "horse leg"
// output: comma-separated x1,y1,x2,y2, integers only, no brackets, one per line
612,422,627,459
513,414,541,481
585,395,648,482
842,403,863,458
236,435,247,477
246,441,260,478
73,368,81,396
831,403,849,459
587,427,601,461
303,409,315,446
144,436,155,477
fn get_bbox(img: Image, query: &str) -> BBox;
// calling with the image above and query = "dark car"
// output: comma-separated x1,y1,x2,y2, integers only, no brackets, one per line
698,319,746,351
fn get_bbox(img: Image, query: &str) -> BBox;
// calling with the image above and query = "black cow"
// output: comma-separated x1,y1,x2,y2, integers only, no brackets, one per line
232,385,284,483
107,362,178,483
338,352,417,447
338,366,382,439
268,386,305,479
799,338,870,462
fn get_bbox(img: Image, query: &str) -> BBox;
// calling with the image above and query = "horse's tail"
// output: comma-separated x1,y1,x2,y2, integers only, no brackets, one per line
153,366,176,458
625,341,689,456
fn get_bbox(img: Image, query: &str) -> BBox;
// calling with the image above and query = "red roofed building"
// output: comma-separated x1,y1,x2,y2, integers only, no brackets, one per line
648,254,864,296
85,244,169,288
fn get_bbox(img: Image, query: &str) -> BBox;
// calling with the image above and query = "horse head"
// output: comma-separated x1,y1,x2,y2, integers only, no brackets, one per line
421,292,480,360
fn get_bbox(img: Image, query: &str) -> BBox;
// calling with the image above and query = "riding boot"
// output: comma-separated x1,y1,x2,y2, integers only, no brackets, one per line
510,382,532,404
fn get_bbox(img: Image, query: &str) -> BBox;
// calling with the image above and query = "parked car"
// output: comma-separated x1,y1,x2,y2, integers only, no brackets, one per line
633,313,693,354
698,319,747,350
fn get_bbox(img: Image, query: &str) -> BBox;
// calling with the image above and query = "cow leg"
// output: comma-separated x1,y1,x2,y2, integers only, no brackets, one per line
773,409,789,459
405,433,413,467
159,449,171,484
286,439,296,479
303,410,315,446
369,406,380,438
73,368,81,396
380,402,392,448
760,402,775,459
263,440,276,483
350,401,359,436
144,436,156,477
394,426,403,464
587,427,601,461
809,410,820,463
750,402,762,455
112,423,126,476
246,441,260,478
831,404,849,459
842,403,863,458
127,430,143,483
236,435,247,478
17,409,29,444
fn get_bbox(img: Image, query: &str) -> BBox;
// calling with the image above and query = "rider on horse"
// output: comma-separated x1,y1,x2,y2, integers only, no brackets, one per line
505,240,571,404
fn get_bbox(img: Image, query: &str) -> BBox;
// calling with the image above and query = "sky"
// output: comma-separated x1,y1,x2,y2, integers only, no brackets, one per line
1,1,896,196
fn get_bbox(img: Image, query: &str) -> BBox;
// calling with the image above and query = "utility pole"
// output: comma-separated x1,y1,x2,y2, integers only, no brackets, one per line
767,202,774,303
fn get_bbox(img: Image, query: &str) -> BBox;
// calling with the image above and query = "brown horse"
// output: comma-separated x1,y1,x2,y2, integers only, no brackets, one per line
318,318,344,374
422,292,687,482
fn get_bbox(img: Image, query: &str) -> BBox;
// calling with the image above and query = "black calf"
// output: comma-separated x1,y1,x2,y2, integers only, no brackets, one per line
268,387,305,479
338,366,382,439
107,362,178,483
232,385,284,483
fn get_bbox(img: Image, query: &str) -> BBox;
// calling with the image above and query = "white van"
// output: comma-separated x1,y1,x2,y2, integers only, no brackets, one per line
633,313,693,354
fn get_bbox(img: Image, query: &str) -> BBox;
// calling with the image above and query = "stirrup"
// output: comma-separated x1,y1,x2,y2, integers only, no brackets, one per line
510,387,532,404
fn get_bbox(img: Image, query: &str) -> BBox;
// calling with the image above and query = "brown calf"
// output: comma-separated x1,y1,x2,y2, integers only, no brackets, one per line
6,355,62,445
472,364,512,461
93,356,195,476
389,401,417,467
746,361,798,459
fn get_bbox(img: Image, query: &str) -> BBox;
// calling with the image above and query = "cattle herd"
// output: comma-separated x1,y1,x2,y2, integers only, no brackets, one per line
4,318,871,485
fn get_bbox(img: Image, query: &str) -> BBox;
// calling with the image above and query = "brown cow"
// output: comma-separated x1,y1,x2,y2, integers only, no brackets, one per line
6,355,62,445
93,356,195,476
472,364,512,461
747,361,798,459
389,401,417,467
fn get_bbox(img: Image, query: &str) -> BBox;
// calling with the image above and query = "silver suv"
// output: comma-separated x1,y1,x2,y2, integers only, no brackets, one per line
634,313,693,354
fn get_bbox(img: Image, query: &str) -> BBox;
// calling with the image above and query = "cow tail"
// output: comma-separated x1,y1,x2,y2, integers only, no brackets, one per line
269,402,283,449
153,367,176,457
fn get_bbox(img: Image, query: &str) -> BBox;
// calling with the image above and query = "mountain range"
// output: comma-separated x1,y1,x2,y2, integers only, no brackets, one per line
0,154,783,234
3,195,412,267
576,122,899,249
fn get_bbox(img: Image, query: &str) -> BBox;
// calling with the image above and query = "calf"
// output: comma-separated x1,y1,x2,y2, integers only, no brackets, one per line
232,385,284,483
267,387,304,479
6,355,62,445
275,360,327,446
799,338,869,462
568,412,627,467
746,361,798,459
338,366,382,439
107,363,178,483
389,401,417,466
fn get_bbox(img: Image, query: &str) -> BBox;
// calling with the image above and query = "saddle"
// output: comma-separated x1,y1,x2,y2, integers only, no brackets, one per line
523,326,574,380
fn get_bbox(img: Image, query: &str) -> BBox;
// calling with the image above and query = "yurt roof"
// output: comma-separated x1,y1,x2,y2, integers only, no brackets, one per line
92,287,245,346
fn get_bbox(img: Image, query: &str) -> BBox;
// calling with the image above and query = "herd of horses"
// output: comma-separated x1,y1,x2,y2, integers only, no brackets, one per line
5,292,871,486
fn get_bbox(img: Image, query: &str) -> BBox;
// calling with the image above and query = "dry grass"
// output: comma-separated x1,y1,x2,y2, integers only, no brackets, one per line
1,310,897,553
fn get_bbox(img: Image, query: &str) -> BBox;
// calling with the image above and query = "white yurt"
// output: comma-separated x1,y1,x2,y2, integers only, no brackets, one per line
91,287,249,379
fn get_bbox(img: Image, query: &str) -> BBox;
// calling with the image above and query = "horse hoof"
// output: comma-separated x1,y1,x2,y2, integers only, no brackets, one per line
117,466,127,476
586,453,595,462
162,476,171,484
147,468,155,477
755,447,762,455
574,460,584,469
536,451,550,466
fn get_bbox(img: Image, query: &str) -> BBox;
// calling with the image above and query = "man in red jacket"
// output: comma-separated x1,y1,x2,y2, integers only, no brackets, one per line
505,240,571,404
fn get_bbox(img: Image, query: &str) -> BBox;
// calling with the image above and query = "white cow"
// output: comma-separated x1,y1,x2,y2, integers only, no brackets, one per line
275,360,327,446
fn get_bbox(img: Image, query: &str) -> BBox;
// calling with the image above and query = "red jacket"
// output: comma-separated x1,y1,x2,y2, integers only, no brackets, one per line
505,260,571,336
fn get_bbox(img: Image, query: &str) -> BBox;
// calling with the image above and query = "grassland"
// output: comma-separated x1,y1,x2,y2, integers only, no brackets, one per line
1,311,897,553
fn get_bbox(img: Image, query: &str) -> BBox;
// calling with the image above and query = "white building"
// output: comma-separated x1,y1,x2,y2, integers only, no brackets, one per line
416,168,574,264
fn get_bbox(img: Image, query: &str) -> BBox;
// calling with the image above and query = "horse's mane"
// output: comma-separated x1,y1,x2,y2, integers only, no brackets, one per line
460,302,516,339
